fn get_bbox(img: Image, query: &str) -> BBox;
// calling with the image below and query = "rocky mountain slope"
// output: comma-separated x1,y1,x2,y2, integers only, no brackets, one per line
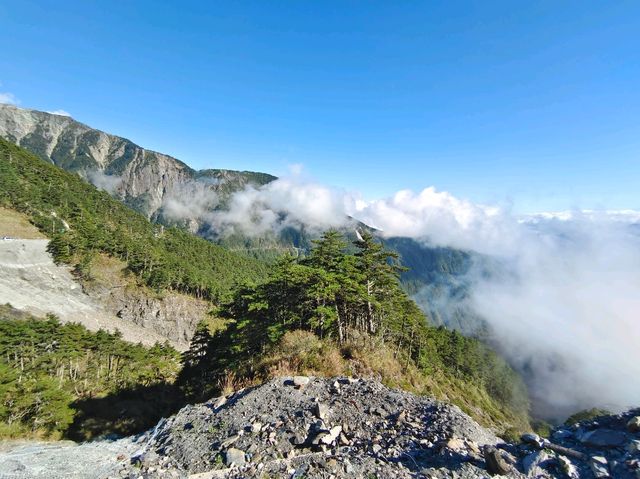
0,140,269,349
0,105,484,335
0,206,208,349
1,377,638,478
0,104,275,220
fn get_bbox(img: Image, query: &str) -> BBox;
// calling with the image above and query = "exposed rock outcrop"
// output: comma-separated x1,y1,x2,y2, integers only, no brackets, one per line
0,104,276,221
0,238,169,346
84,278,209,350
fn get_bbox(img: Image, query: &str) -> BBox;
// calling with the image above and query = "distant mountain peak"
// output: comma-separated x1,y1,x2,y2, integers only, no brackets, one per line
0,104,275,220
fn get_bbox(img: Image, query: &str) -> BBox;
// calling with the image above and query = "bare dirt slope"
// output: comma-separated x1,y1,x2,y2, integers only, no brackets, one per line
0,208,208,349
0,237,169,346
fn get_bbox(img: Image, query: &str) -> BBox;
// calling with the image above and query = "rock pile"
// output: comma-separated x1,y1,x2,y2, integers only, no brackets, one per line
515,409,640,479
113,377,639,478
120,377,504,478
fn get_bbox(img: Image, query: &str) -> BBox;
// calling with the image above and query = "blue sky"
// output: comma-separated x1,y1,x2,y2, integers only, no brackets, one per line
1,1,639,212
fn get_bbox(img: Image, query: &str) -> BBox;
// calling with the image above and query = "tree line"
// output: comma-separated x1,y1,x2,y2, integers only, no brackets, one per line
0,305,180,438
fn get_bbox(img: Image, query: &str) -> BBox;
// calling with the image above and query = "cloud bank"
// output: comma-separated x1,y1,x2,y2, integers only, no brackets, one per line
152,171,640,417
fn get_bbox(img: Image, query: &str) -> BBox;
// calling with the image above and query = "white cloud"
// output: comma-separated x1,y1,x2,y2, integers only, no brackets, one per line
350,187,517,254
87,170,123,194
206,176,353,237
0,92,18,105
162,180,220,222
523,209,640,224
47,109,71,117
469,216,640,418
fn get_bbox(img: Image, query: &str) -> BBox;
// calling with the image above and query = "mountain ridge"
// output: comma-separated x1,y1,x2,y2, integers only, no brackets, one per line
0,104,276,220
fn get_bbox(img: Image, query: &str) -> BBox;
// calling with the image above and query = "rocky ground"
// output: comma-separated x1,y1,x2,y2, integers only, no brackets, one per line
1,377,638,479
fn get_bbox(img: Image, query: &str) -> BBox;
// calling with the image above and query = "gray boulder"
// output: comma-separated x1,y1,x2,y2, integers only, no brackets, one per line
580,429,627,448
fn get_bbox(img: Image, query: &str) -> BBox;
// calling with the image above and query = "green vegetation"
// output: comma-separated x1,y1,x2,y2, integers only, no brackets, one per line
0,138,269,302
565,408,611,426
195,168,276,199
0,305,180,439
180,230,530,432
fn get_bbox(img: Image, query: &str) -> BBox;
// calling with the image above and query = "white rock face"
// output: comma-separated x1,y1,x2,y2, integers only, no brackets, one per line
0,238,168,346
0,104,73,153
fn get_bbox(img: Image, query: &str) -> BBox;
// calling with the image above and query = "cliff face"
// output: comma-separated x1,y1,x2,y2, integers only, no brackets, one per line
80,255,210,350
0,238,175,347
0,104,275,220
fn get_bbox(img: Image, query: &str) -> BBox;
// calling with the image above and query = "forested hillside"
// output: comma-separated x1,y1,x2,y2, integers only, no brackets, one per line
0,138,269,301
181,231,530,433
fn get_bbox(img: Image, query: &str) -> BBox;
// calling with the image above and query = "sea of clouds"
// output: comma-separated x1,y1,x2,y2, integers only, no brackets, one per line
93,166,640,419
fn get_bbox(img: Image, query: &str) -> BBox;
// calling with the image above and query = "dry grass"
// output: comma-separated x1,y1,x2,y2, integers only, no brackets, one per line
84,253,132,286
216,370,254,396
0,207,45,239
257,330,345,378
256,330,426,392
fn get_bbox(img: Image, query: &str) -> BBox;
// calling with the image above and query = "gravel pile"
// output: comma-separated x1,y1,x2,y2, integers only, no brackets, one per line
515,408,640,479
2,377,638,478
118,376,505,478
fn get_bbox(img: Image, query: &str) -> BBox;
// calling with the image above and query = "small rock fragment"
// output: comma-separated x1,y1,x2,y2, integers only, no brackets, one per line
251,422,262,434
213,396,227,410
225,448,246,467
522,450,551,476
444,437,465,452
558,455,579,479
314,402,329,420
589,456,609,478
552,429,573,440
628,416,640,433
293,376,310,388
520,432,545,448
629,440,640,454
221,434,239,448
483,446,512,476
466,440,480,455
320,426,342,445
